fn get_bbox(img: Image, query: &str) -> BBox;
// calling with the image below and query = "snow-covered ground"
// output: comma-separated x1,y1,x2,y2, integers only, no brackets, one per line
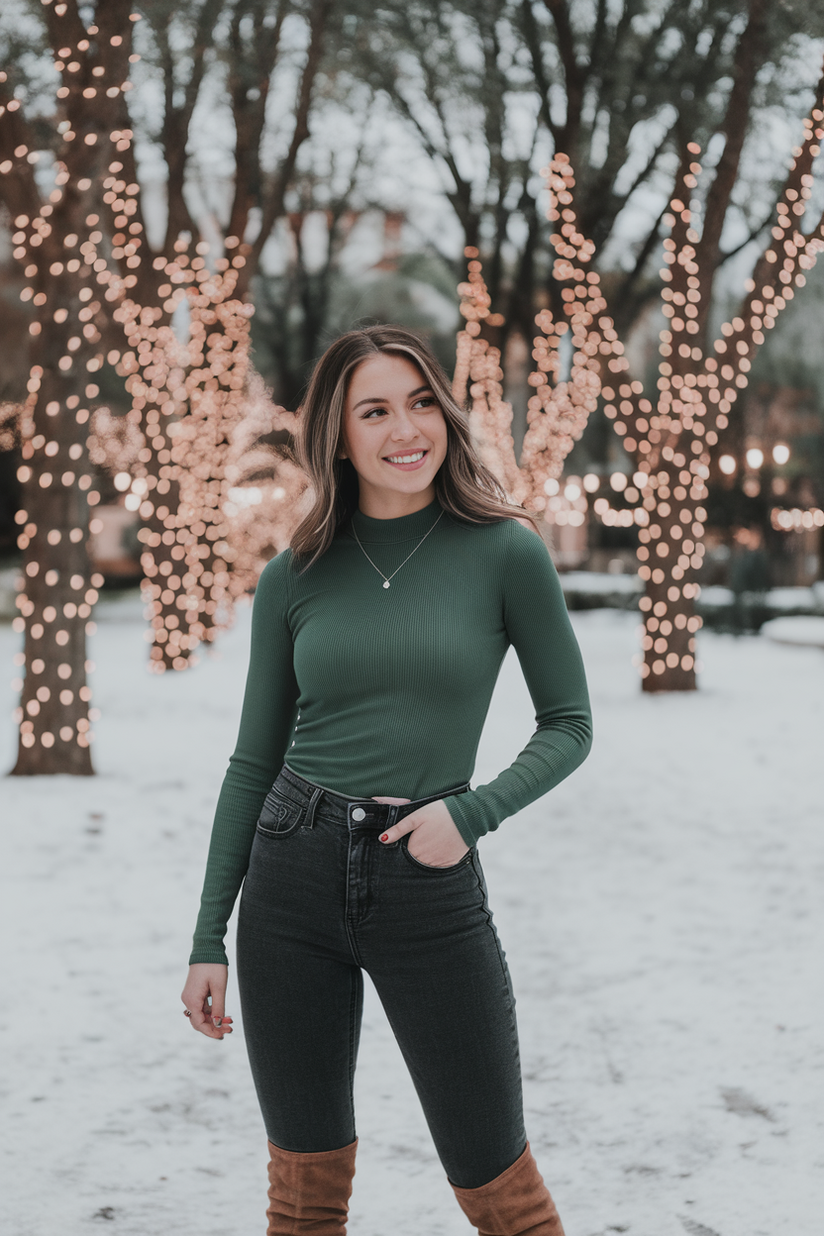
1,598,822,1236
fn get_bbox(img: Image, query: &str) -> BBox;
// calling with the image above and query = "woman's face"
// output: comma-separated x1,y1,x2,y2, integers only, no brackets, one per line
340,352,448,518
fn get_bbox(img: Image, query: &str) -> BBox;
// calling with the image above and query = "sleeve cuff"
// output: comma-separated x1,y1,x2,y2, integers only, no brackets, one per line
188,947,230,967
443,791,488,848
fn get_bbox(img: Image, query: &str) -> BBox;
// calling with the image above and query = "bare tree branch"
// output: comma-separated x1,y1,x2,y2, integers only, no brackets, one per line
246,0,332,287
697,0,769,295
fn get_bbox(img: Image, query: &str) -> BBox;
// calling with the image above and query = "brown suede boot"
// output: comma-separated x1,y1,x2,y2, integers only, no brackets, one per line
450,1143,565,1236
266,1139,357,1235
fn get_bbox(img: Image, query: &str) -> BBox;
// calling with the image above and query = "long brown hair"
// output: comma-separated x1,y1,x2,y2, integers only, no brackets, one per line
291,325,535,565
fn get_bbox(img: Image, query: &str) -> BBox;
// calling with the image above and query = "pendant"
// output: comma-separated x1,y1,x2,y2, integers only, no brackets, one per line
383,580,391,589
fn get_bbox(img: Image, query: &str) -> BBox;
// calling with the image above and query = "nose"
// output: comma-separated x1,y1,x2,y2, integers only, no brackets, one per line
390,411,418,441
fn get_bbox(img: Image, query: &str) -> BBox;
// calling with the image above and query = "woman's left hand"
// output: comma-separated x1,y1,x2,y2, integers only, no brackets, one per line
372,796,470,868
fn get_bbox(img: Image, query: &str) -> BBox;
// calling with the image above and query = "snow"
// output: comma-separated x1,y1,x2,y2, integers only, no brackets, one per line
697,585,736,607
556,575,824,619
1,598,822,1236
762,587,820,612
762,616,824,647
560,571,641,596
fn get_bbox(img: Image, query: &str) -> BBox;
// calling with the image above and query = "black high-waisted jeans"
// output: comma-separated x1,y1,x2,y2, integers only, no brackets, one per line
236,765,527,1189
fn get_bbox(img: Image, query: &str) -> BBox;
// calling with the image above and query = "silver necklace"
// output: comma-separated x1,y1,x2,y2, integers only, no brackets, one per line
350,510,444,589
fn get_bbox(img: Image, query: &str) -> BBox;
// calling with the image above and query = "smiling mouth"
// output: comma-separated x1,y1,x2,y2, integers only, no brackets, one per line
384,450,427,465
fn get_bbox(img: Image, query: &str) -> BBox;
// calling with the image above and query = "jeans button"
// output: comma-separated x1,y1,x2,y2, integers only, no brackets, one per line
351,807,366,822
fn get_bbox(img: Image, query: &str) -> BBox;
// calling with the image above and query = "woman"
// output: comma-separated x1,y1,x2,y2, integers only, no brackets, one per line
181,325,592,1234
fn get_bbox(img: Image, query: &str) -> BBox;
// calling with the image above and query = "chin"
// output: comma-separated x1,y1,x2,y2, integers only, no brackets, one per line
387,473,436,493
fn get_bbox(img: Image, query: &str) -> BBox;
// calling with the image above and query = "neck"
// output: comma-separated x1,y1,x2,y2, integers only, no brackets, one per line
356,483,437,520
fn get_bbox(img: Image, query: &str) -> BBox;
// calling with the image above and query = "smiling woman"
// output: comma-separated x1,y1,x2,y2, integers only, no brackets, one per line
289,325,533,567
338,354,448,518
181,325,592,1234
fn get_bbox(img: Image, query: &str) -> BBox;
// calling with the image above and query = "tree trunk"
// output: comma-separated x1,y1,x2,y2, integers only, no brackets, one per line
12,313,99,774
4,0,134,771
635,459,704,695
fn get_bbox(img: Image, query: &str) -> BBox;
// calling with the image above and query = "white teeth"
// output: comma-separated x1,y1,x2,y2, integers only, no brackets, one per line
386,450,425,464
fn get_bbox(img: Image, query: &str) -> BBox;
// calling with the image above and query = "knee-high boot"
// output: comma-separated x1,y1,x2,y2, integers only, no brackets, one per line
450,1143,565,1236
266,1139,357,1235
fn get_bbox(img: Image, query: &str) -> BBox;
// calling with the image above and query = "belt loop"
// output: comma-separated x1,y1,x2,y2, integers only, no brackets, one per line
303,786,322,830
387,804,399,832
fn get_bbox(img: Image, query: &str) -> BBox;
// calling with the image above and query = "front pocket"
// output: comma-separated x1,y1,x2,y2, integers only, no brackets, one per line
401,835,473,873
256,791,303,838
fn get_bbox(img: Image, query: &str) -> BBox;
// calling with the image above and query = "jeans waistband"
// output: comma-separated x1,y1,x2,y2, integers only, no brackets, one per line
278,764,469,832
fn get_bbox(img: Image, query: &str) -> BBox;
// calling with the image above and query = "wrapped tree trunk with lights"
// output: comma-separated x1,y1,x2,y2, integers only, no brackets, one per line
605,85,824,690
453,241,614,508
107,251,256,671
1,0,134,774
453,92,824,692
87,0,331,672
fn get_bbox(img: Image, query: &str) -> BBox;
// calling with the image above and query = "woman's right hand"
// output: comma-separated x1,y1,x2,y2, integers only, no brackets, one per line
181,963,233,1040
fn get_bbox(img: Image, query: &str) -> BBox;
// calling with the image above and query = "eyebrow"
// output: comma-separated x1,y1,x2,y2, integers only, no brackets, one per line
352,384,433,410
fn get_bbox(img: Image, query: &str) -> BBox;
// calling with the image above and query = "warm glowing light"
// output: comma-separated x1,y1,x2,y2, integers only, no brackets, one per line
455,156,619,514
3,19,145,767
457,115,824,691
771,506,824,530
9,22,824,776
227,486,263,506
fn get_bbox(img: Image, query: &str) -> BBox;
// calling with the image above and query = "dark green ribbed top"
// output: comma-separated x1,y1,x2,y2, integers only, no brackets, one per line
190,502,592,965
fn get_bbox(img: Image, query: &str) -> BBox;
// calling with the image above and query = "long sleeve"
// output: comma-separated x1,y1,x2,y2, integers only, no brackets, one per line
444,524,592,846
189,552,299,965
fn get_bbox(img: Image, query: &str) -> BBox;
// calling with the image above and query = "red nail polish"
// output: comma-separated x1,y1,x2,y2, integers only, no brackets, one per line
380,833,389,842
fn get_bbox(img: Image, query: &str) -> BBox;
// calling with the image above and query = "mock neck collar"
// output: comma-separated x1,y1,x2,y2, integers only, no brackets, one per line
348,500,443,544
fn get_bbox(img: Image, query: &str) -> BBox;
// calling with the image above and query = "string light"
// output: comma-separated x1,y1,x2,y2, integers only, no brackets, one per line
771,507,824,530
8,10,824,752
105,251,255,672
3,5,136,770
452,93,824,691
219,370,309,594
5,9,309,720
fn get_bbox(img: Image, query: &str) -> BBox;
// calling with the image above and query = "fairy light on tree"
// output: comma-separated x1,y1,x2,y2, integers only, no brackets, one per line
221,371,310,597
1,0,136,774
102,242,256,672
606,94,824,690
453,253,528,502
60,134,296,674
67,0,332,673
454,188,618,509
86,403,144,478
95,227,305,670
453,158,628,515
453,86,824,691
